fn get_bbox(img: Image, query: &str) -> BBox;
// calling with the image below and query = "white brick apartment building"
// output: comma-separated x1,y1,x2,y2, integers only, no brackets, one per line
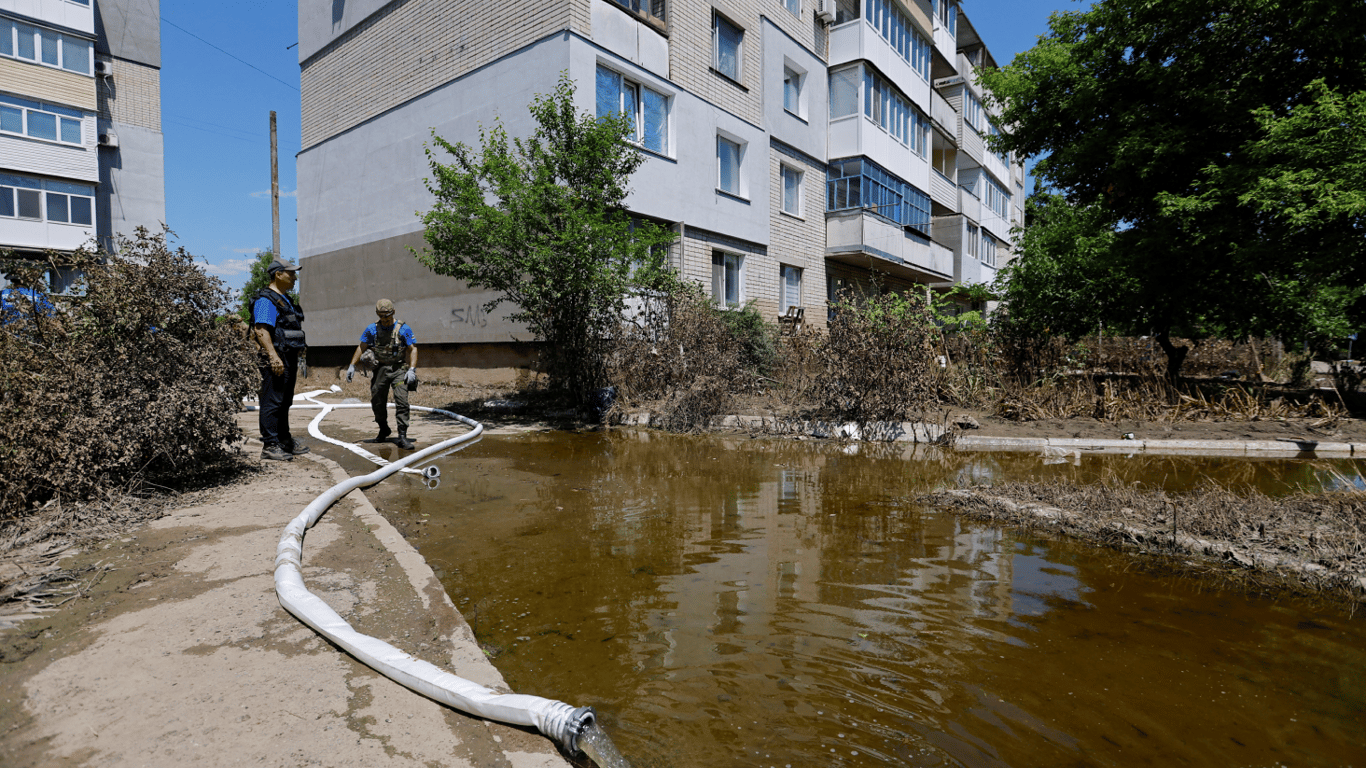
0,0,164,287
296,0,1025,379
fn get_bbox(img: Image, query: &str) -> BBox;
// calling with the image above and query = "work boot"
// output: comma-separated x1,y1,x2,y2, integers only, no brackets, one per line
391,430,415,450
281,440,311,456
261,444,294,462
362,425,392,444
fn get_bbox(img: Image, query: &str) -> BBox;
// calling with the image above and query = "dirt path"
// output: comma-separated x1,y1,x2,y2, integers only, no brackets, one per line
0,443,570,768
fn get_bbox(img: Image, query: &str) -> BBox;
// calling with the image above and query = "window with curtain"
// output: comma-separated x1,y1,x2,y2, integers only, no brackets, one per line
0,20,92,74
783,66,803,115
713,13,743,81
781,164,802,216
712,252,743,307
596,65,669,155
717,136,741,195
829,66,859,119
781,266,802,313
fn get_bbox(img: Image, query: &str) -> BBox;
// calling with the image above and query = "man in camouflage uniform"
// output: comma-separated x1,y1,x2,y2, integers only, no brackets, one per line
346,298,419,449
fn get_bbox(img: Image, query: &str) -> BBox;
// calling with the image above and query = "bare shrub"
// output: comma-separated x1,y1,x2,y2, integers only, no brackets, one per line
0,229,256,516
609,282,759,430
816,289,937,427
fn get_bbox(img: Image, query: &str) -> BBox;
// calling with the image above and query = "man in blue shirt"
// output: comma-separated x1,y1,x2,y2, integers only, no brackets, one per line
346,298,419,449
251,259,308,461
0,271,57,328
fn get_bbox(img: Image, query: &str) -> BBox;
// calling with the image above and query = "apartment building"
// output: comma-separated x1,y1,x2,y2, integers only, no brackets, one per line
296,0,1024,379
0,0,164,288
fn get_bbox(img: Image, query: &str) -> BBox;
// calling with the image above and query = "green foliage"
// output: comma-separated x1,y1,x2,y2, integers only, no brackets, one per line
715,300,778,377
416,73,675,405
0,229,257,514
236,250,299,323
980,0,1366,376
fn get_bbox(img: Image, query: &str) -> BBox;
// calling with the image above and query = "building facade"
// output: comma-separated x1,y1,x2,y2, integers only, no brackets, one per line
297,0,1024,380
0,0,164,287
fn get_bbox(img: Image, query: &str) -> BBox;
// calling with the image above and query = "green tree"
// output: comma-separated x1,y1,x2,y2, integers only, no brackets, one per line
415,73,675,404
236,250,299,323
981,0,1366,377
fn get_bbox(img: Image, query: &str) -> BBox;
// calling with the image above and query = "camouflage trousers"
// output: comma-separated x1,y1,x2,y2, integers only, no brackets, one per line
370,363,410,433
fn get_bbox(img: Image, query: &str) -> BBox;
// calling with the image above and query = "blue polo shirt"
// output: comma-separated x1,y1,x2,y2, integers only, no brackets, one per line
253,295,280,327
361,322,416,347
0,287,56,325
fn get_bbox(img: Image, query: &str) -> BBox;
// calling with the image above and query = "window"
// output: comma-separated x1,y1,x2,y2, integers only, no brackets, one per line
596,65,669,154
966,223,980,263
862,0,930,81
784,0,800,16
988,121,1009,165
932,132,956,178
712,251,743,307
713,12,743,82
964,91,984,133
829,66,859,119
960,167,980,198
985,176,1009,218
783,66,803,116
0,174,94,226
0,19,92,74
862,67,929,155
934,0,957,37
827,157,932,235
781,265,802,313
609,0,666,24
781,164,803,216
981,233,997,266
717,135,742,196
0,95,85,146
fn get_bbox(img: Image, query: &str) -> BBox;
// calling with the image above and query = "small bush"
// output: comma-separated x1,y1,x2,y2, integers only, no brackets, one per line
817,288,937,426
0,230,257,515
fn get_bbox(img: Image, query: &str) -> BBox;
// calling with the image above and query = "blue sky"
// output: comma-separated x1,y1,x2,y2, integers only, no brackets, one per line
161,0,1087,291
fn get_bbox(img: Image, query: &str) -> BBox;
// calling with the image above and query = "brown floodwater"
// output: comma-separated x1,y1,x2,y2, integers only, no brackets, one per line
346,429,1366,767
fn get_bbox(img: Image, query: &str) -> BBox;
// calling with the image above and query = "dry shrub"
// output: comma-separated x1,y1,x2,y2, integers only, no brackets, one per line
0,229,256,516
816,289,937,426
609,283,761,430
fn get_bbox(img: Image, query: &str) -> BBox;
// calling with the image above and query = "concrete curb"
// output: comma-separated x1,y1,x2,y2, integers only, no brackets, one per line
955,435,1361,457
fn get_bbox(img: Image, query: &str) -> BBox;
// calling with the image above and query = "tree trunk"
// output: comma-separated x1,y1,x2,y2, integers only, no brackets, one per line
1154,329,1188,381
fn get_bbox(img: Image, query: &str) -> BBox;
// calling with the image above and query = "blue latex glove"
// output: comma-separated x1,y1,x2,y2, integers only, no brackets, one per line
404,368,417,386
346,364,354,382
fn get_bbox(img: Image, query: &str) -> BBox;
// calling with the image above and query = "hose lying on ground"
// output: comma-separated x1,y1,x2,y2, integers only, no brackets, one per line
272,395,597,755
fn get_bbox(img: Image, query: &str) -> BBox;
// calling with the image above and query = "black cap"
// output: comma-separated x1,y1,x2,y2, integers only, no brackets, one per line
268,258,300,275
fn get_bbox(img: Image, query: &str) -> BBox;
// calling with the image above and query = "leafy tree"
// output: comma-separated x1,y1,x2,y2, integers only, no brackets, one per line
982,0,1366,377
415,73,675,404
236,250,299,323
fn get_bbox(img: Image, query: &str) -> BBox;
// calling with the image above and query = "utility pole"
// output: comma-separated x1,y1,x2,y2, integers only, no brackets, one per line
270,110,280,259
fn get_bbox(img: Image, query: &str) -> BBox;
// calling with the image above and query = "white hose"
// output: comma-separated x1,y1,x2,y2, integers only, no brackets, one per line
273,398,596,754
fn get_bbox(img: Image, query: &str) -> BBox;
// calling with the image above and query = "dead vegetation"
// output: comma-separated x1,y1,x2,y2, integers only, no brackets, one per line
920,480,1366,608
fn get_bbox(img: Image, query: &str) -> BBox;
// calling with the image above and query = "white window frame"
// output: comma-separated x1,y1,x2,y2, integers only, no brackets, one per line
782,63,806,118
780,265,802,314
717,133,746,198
0,96,86,146
595,64,671,156
966,223,980,262
0,19,92,75
712,251,744,308
784,0,800,17
780,163,803,217
981,233,997,266
712,11,743,82
0,173,94,226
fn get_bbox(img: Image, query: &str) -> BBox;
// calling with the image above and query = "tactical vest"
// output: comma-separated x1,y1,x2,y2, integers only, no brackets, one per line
252,290,306,352
372,321,408,366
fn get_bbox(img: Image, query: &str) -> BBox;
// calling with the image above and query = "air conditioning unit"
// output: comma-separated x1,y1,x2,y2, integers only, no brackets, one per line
815,0,834,24
98,132,119,148
94,60,112,78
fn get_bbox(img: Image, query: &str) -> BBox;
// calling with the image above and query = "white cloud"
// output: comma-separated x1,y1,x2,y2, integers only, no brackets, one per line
250,189,297,199
206,257,258,281
227,246,262,254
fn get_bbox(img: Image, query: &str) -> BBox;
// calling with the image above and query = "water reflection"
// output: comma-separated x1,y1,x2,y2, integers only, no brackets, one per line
368,431,1366,767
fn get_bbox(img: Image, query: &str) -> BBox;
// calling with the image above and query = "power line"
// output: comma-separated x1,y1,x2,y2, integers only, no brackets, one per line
162,17,298,91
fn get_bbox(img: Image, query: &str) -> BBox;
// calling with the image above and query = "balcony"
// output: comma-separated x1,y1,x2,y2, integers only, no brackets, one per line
929,169,956,209
825,209,953,282
930,88,957,135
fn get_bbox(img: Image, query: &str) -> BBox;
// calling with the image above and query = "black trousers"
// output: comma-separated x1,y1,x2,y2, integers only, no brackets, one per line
258,349,299,448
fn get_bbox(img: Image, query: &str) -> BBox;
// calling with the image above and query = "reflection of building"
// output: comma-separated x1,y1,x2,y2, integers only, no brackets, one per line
0,0,164,286
297,0,1025,381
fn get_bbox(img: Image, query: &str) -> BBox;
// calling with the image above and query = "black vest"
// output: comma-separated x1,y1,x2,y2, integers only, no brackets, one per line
253,290,306,352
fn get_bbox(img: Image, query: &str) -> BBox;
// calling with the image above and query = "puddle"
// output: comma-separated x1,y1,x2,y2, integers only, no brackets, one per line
357,430,1366,767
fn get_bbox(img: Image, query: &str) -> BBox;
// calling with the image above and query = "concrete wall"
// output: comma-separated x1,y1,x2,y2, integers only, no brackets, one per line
96,119,162,241
94,0,158,67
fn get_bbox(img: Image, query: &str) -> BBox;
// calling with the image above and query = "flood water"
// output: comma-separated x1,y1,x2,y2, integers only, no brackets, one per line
352,429,1366,767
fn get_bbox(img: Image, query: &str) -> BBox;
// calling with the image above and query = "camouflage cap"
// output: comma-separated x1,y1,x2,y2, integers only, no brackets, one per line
375,298,395,315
